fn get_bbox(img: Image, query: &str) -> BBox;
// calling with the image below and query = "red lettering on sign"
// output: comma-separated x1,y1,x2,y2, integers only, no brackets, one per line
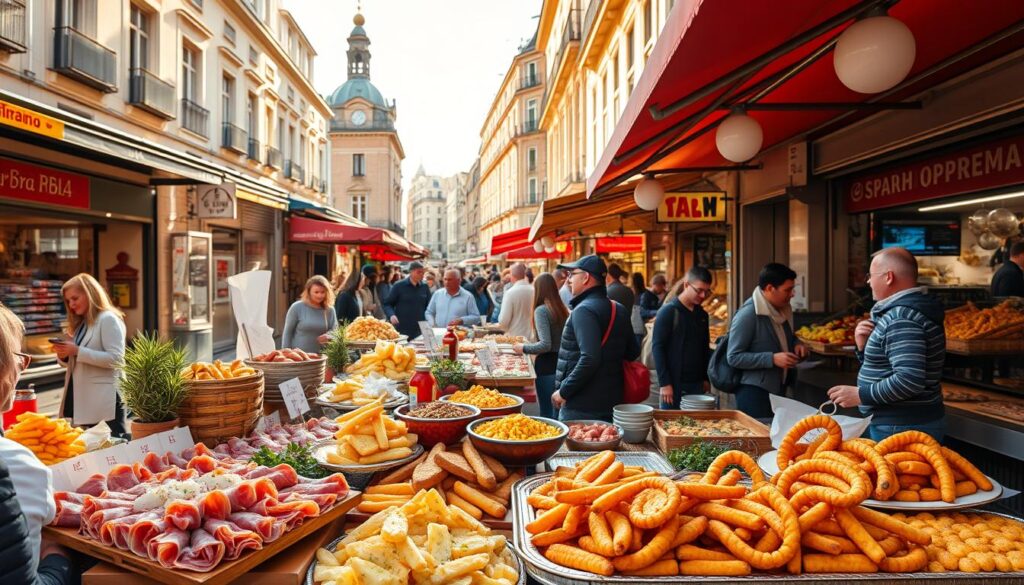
0,157,90,209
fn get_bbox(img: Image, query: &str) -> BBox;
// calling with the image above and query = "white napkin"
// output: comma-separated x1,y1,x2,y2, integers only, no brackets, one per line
769,394,871,448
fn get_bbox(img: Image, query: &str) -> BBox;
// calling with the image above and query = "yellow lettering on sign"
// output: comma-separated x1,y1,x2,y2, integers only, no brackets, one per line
657,192,726,223
0,100,65,140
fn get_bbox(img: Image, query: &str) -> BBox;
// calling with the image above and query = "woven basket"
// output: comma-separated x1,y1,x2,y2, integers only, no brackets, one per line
245,357,326,400
178,371,264,447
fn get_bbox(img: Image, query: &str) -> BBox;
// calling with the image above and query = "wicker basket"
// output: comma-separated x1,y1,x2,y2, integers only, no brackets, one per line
245,357,327,402
178,371,265,447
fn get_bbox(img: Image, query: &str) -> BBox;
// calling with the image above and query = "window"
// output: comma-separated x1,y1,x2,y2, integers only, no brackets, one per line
526,99,537,130
528,177,538,204
433,179,439,188
129,5,149,70
248,46,259,66
187,0,203,9
277,114,285,151
526,61,537,85
182,45,199,101
62,0,97,36
37,228,79,259
224,21,236,45
612,50,620,115
351,194,367,221
527,147,537,171
644,0,653,44
626,27,636,95
353,153,365,176
247,93,258,137
221,74,234,124
287,86,295,103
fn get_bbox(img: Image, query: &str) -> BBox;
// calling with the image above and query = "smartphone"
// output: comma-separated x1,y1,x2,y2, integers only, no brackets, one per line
48,337,66,344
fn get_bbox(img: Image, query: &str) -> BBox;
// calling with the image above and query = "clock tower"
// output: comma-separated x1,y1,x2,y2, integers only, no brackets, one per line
327,11,405,234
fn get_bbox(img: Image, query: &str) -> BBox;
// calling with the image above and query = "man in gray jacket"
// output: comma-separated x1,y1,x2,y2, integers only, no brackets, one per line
726,263,808,420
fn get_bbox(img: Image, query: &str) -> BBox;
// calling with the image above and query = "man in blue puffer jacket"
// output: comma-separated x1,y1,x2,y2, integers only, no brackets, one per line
829,247,946,442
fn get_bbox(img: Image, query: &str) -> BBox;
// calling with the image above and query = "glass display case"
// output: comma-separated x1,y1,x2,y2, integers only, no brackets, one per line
171,231,212,331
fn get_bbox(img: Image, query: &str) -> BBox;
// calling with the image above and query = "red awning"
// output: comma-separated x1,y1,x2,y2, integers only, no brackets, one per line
360,245,418,262
489,227,533,256
461,255,488,265
588,0,1024,198
596,236,645,254
291,216,425,258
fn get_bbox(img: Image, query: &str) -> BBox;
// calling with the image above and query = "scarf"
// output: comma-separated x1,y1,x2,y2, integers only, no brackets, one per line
752,287,792,380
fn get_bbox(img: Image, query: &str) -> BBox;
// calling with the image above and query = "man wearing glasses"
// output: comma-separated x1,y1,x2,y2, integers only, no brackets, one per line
651,267,714,409
828,247,946,442
726,262,808,420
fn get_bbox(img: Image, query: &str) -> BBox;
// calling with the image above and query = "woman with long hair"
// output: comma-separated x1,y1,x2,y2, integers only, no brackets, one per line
464,276,494,323
55,273,127,436
630,272,647,347
282,275,338,353
334,269,364,324
513,273,569,419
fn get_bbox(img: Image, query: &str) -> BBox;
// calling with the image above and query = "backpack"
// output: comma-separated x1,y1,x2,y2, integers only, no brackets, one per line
640,307,679,370
707,333,741,393
603,301,651,404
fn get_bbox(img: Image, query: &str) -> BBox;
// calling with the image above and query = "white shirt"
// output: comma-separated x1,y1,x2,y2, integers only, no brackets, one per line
425,287,481,327
498,280,535,340
0,437,56,573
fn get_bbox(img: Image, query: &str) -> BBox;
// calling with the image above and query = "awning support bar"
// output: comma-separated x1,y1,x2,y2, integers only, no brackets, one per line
730,101,922,111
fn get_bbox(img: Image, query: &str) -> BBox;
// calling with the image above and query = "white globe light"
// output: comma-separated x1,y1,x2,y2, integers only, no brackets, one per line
633,178,665,211
715,112,763,163
834,15,916,94
544,245,555,253
532,240,545,253
541,235,555,248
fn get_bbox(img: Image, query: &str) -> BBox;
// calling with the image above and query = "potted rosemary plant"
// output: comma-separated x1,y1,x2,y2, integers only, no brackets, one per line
118,333,189,439
321,323,351,382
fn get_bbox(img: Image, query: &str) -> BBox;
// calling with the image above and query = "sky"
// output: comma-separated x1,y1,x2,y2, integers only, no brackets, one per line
287,0,543,192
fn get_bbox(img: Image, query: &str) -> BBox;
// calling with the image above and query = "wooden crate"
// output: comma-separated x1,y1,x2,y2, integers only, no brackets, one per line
946,338,1024,356
652,410,772,457
799,338,856,356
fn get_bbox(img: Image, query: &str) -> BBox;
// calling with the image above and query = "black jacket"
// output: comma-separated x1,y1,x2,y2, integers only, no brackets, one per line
382,277,431,339
606,282,635,314
334,290,361,324
638,290,663,320
555,285,641,414
991,261,1024,298
651,298,710,389
0,458,71,585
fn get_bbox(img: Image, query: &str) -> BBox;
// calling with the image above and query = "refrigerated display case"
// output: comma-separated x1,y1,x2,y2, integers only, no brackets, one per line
170,231,213,332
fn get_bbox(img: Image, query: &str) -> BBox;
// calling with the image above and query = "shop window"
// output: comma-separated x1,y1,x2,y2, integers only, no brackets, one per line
36,228,79,259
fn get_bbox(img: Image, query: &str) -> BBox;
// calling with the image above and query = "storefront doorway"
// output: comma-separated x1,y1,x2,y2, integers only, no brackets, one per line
212,229,240,352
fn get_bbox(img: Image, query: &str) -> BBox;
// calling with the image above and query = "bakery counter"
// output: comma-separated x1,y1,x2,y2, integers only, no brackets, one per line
943,381,1024,461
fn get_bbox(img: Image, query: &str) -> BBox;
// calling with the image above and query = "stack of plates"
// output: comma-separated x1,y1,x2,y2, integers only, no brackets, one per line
680,394,717,410
244,357,327,404
613,404,654,443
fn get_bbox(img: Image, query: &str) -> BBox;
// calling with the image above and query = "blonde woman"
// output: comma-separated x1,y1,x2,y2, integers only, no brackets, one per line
54,273,127,436
282,275,338,354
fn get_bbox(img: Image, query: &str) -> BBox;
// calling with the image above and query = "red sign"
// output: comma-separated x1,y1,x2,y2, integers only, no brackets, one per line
845,134,1024,213
0,157,90,209
596,236,645,254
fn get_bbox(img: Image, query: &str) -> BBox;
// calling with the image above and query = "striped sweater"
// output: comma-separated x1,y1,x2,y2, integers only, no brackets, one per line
856,287,946,425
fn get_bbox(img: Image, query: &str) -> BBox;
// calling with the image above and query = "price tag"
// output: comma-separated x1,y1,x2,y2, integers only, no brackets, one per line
126,435,165,462
280,377,310,420
60,455,94,492
486,340,500,355
419,321,439,352
255,411,282,432
161,426,195,454
476,347,496,373
83,443,130,475
48,460,73,492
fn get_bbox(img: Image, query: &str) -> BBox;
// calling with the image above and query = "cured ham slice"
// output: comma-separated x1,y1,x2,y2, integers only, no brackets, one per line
106,465,140,492
84,507,135,539
165,450,189,468
204,519,262,560
149,528,190,568
81,496,135,519
128,515,168,558
282,490,336,509
227,512,285,543
54,492,86,506
186,455,219,474
98,490,139,501
246,464,298,490
142,452,170,474
98,511,147,548
200,490,231,521
249,496,319,529
292,473,349,494
52,502,82,527
177,529,226,572
165,499,202,531
75,474,108,497
132,462,154,482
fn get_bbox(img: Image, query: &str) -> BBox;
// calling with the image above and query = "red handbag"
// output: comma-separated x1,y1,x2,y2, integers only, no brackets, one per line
602,301,651,404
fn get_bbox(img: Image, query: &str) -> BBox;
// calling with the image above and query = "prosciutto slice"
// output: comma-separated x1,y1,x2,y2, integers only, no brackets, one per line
106,465,140,492
177,529,226,572
51,502,82,528
128,515,168,558
165,499,202,531
227,512,285,543
75,474,108,497
81,496,135,520
98,511,148,548
84,507,135,539
282,491,336,509
165,451,189,468
186,455,219,474
204,519,262,560
248,497,319,530
246,464,298,490
148,528,190,567
142,452,171,474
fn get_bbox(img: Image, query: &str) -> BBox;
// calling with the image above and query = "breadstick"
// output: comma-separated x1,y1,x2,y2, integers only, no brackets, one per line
670,515,708,548
526,503,570,534
365,482,414,496
494,471,522,504
448,492,483,520
612,516,679,572
461,440,497,490
586,512,615,556
532,526,581,547
376,452,427,484
955,480,978,497
621,558,679,576
679,559,751,576
562,504,587,533
453,481,507,518
479,453,509,481
577,450,615,483
801,532,844,555
676,544,736,561
716,468,743,486
804,553,878,573
834,508,886,564
706,486,800,570
593,460,624,485
850,505,931,545
544,544,614,576
896,460,934,476
356,500,403,513
691,503,765,531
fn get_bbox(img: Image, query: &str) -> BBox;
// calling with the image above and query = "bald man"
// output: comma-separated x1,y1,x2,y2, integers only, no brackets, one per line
828,247,946,442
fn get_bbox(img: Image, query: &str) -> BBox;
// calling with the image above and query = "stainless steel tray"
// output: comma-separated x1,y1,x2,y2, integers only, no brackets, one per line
510,474,1024,584
545,450,674,474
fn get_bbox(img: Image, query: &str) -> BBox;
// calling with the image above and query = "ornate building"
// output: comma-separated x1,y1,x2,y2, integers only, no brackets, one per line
327,12,405,233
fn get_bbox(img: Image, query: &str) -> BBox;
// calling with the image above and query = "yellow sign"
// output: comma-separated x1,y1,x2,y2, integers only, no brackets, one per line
237,188,288,211
0,100,65,140
657,191,727,223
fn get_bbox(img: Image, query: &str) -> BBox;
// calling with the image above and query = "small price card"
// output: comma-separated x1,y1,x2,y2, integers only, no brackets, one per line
126,435,165,463
419,321,439,352
255,411,282,432
486,340,501,355
280,377,311,420
476,347,496,373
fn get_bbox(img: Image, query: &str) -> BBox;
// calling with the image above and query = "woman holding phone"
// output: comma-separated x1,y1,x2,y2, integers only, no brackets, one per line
54,273,127,436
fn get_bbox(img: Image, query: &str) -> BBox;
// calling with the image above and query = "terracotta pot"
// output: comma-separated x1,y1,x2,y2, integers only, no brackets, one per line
324,367,335,383
131,417,179,439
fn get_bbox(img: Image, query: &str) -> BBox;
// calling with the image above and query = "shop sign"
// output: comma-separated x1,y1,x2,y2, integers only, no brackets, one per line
196,182,237,219
657,192,727,223
845,134,1024,213
596,236,645,254
0,157,89,209
0,100,64,140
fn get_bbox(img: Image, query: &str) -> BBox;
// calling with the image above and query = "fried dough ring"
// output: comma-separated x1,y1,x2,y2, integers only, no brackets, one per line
777,415,842,471
904,442,955,503
874,430,940,455
716,468,744,486
751,500,831,553
800,471,852,492
877,546,929,573
592,476,679,526
612,516,680,572
706,485,800,570
941,446,993,491
795,430,830,462
841,439,897,500
774,458,871,507
702,450,767,486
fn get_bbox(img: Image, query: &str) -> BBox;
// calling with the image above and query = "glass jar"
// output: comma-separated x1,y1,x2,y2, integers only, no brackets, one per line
409,364,436,406
3,384,37,430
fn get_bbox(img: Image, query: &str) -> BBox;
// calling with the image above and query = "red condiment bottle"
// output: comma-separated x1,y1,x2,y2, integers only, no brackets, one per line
409,364,437,405
3,384,37,430
442,327,459,361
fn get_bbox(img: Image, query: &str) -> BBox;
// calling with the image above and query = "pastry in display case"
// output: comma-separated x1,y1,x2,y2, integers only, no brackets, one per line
170,232,212,331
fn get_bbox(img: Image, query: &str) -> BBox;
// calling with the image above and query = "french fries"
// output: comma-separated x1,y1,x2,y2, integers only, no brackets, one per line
181,359,257,381
345,341,422,380
4,412,85,465
328,398,419,467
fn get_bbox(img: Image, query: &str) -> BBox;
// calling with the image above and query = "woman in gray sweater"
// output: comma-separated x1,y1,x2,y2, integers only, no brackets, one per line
282,275,338,354
514,273,568,419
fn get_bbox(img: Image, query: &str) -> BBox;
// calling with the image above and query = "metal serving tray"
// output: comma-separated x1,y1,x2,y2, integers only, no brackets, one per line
510,474,1024,584
545,450,675,474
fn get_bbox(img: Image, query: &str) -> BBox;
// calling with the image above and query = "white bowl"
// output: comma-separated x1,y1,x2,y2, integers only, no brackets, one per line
614,417,654,425
614,420,653,430
614,404,654,415
621,428,650,443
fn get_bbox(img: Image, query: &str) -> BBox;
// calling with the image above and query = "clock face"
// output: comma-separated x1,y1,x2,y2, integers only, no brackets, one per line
351,110,367,126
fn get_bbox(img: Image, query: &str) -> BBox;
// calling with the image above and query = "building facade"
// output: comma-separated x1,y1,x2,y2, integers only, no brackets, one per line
327,13,404,234
0,0,332,369
407,165,447,260
477,34,547,254
464,159,483,261
445,171,470,263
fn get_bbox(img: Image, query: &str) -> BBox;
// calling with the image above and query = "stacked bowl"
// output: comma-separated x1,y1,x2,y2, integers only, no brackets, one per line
613,404,654,443
680,394,717,410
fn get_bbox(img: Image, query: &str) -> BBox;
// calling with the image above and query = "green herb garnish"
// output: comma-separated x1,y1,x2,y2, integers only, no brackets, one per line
250,443,331,479
431,358,468,391
666,439,731,472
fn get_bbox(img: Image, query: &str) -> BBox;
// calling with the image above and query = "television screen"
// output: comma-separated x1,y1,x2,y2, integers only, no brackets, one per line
877,218,961,256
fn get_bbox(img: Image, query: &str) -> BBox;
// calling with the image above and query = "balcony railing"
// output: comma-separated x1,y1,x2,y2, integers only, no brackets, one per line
0,0,27,53
221,122,248,153
53,26,117,92
180,98,209,137
266,146,282,169
519,183,548,207
285,160,304,183
128,68,175,119
519,120,539,135
247,138,262,162
519,75,539,91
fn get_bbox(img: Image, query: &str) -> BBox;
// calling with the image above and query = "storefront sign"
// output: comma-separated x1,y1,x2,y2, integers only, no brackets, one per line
0,100,65,139
196,183,237,219
845,134,1024,213
0,157,89,209
657,192,727,223
596,236,645,253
